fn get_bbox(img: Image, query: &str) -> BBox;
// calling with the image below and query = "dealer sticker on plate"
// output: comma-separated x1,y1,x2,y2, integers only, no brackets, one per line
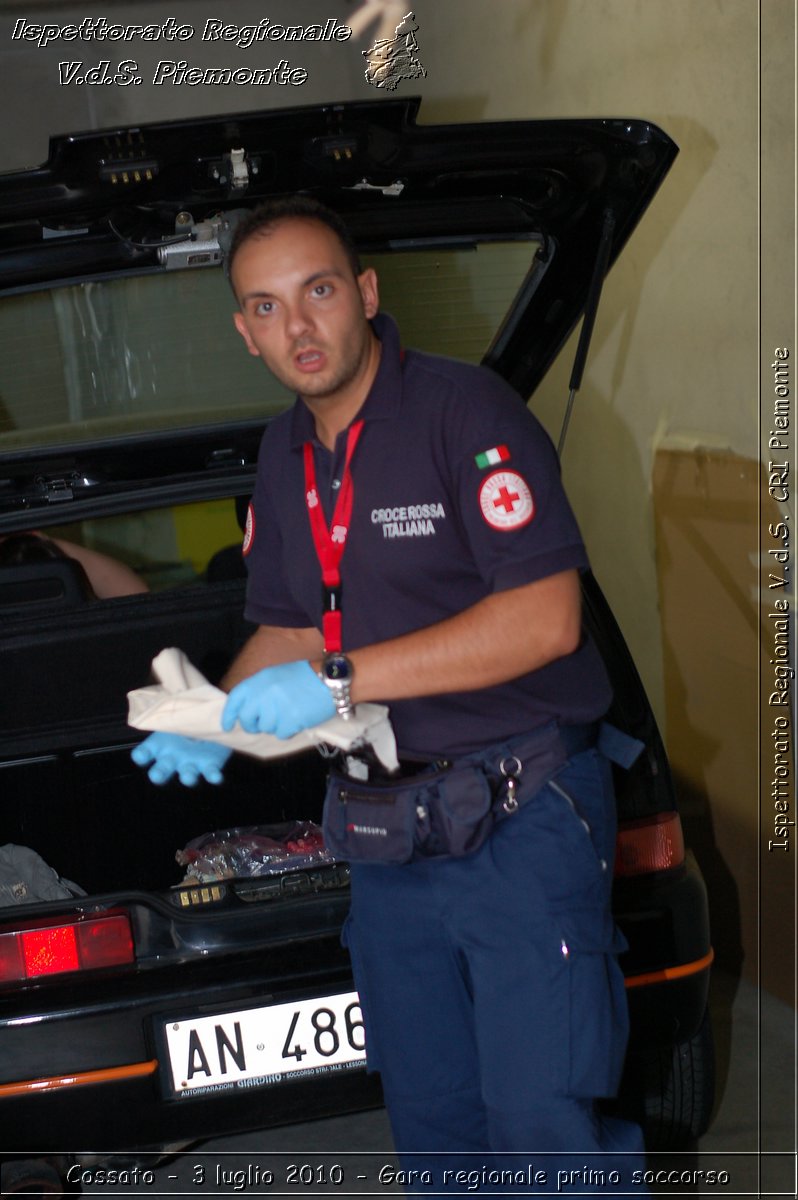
163,991,366,1097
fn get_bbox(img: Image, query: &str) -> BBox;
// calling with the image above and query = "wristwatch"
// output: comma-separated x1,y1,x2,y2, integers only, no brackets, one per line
319,652,355,720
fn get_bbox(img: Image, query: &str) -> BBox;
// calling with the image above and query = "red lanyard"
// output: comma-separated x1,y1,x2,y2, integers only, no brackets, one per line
303,419,364,652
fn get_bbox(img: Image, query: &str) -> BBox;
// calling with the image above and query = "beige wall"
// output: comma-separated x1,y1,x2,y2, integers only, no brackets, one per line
402,0,793,995
344,0,790,992
414,0,793,994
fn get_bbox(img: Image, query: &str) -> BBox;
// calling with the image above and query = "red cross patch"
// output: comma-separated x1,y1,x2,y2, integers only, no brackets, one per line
478,470,535,530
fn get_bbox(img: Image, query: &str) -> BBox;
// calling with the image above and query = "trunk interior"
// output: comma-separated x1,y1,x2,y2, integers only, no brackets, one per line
0,575,331,899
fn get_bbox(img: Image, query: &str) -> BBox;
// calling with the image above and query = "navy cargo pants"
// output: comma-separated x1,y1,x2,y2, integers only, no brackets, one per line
344,746,647,1195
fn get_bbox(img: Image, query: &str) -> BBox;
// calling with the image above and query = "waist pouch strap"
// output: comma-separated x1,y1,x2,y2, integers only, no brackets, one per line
322,720,644,865
597,721,645,769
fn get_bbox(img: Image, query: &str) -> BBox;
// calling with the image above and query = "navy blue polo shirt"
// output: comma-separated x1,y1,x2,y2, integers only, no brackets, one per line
243,314,611,756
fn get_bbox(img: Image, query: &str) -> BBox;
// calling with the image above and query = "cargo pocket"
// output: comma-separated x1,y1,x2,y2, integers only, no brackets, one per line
561,919,630,1099
341,913,382,1074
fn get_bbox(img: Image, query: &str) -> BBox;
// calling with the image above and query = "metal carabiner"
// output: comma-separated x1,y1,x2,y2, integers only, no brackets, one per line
499,755,523,813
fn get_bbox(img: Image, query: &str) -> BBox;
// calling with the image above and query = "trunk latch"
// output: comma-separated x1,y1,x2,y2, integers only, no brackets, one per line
32,472,99,504
36,475,76,503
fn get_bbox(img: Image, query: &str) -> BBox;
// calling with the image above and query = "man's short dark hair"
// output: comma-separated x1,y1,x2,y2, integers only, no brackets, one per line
226,197,362,291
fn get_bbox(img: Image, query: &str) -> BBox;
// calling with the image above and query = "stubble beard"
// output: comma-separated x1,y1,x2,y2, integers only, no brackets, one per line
277,328,374,404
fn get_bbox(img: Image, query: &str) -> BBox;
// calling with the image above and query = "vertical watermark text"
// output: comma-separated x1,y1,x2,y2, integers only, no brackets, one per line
765,347,793,852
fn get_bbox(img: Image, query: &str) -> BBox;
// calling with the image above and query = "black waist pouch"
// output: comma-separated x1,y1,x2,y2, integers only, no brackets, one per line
321,720,623,865
322,762,493,865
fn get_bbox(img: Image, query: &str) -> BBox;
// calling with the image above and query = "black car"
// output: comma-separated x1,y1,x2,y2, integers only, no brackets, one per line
0,97,713,1189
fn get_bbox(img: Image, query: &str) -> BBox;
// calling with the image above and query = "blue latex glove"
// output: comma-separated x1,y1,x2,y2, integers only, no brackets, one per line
131,731,232,787
221,660,335,739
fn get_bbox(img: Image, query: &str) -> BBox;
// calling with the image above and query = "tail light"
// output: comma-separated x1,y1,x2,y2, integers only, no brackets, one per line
0,913,134,984
614,811,685,877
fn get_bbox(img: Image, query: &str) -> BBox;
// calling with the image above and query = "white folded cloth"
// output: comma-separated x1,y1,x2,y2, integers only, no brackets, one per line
127,647,398,771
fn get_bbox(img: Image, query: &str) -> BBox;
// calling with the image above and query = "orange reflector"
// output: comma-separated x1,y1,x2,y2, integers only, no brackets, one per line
0,914,134,983
614,812,685,877
624,948,714,989
0,1059,159,1099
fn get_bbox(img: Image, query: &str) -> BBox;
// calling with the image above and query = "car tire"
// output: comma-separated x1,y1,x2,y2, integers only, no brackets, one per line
641,1007,716,1150
0,1157,66,1195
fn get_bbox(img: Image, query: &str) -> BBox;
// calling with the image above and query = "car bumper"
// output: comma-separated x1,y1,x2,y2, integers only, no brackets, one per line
616,851,712,1043
0,908,380,1153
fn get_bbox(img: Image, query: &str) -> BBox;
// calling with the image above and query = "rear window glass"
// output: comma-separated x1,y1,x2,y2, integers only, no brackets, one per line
34,497,246,594
0,240,539,451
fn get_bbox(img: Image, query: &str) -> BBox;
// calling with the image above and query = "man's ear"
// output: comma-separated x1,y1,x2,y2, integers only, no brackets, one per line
358,267,379,320
233,311,261,357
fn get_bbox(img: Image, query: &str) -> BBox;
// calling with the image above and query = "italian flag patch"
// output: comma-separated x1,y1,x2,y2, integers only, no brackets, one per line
474,445,510,469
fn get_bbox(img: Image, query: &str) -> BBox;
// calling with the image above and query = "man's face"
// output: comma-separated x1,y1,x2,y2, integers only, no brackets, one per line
231,217,379,403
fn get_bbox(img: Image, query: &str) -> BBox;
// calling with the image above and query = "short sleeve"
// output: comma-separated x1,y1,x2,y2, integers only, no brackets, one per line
242,432,315,629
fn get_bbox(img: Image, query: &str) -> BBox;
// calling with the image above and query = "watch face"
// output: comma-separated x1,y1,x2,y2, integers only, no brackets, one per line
324,654,352,682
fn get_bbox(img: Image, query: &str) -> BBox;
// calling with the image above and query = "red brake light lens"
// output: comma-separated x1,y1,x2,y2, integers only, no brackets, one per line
22,925,79,977
614,812,685,877
0,913,134,983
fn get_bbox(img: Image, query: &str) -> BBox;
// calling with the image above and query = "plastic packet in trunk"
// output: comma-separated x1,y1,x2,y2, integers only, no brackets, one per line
176,821,336,883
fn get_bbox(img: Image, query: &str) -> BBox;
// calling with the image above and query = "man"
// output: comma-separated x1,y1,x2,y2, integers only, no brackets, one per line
133,197,645,1190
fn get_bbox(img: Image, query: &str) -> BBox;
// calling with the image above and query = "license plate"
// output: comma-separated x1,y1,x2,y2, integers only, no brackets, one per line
162,990,366,1097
